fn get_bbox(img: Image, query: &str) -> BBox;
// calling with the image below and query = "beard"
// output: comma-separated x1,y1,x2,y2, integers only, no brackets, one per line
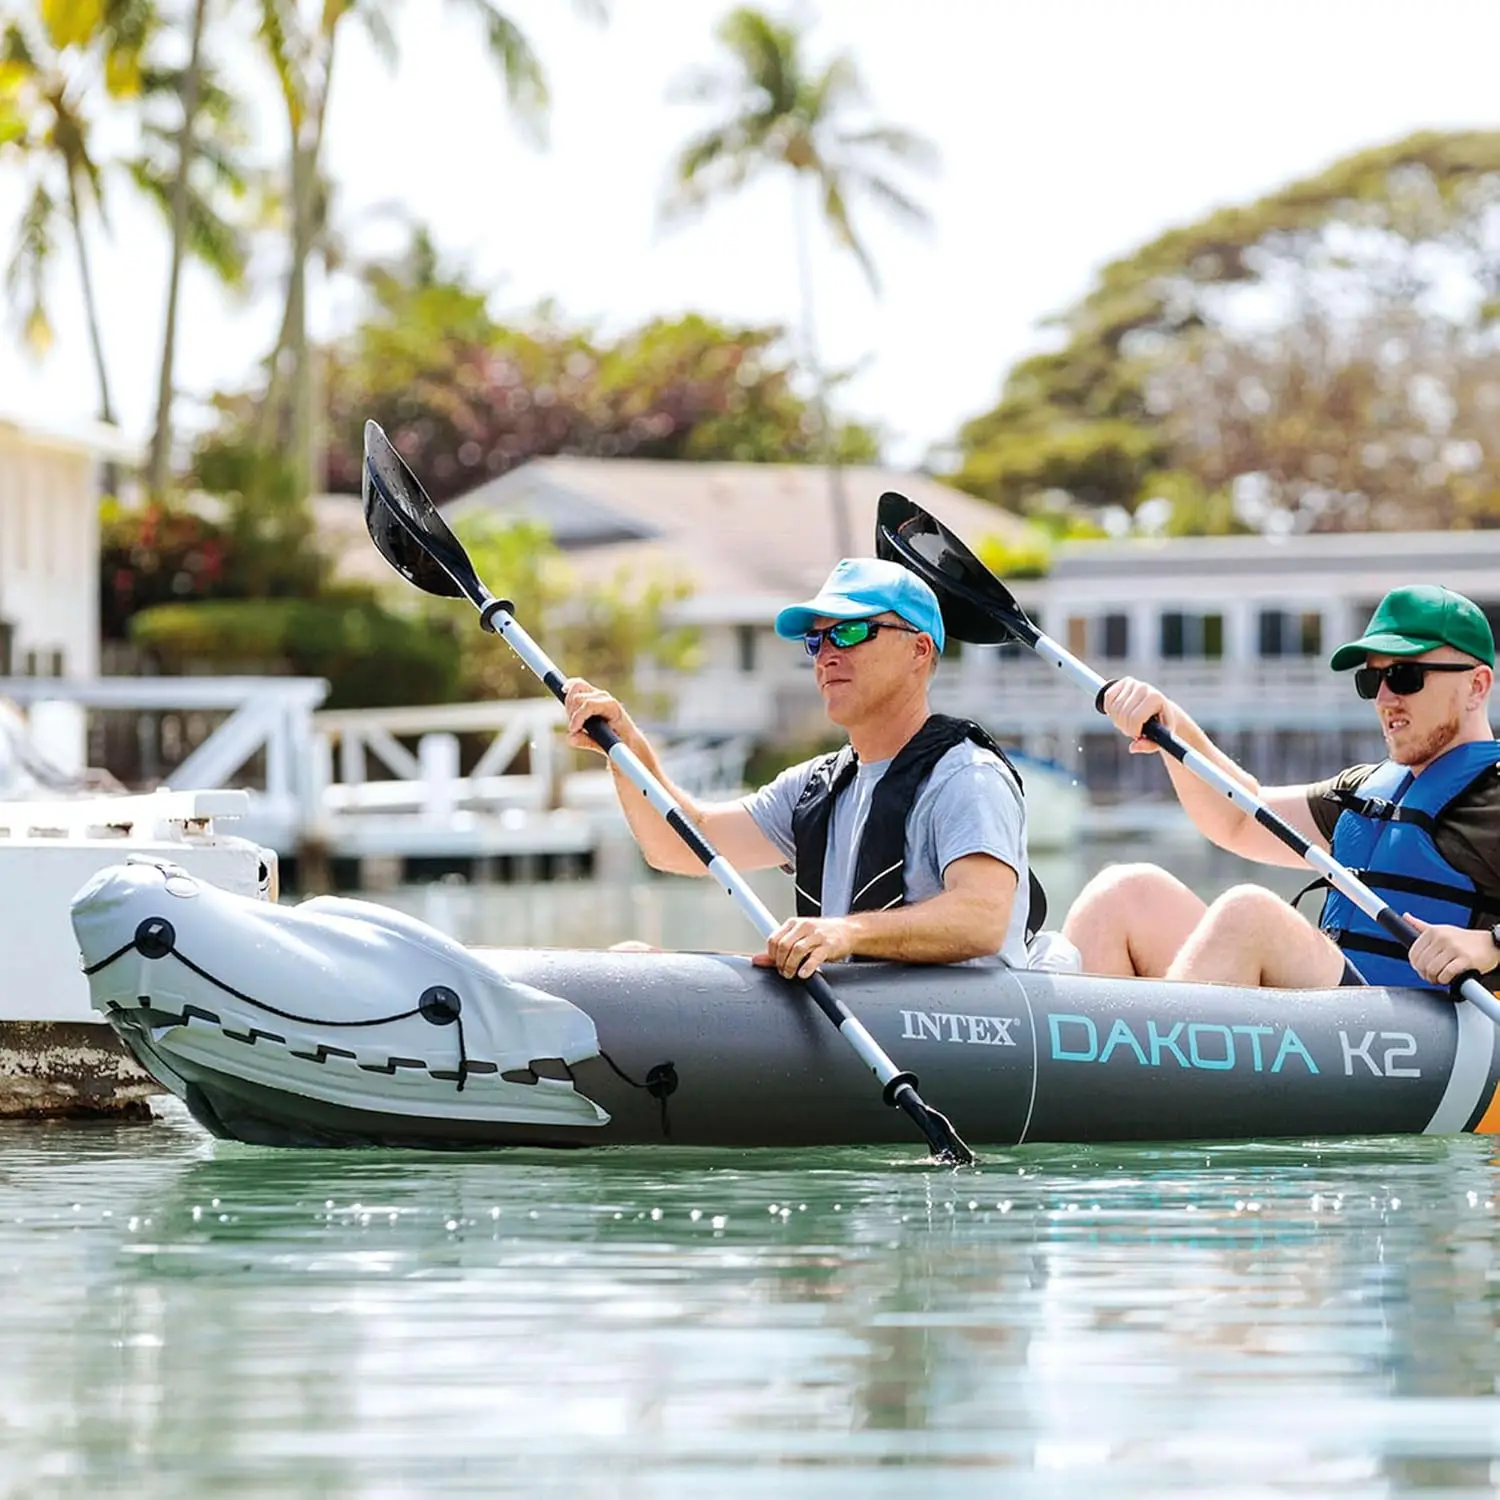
1387,711,1462,767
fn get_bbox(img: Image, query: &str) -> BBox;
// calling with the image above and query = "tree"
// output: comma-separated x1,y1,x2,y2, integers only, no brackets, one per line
282,230,879,498
949,130,1500,534
141,0,252,497
253,0,602,501
663,5,936,554
0,0,157,425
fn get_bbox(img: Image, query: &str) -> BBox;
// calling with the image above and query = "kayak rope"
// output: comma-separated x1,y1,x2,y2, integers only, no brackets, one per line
83,917,472,1091
589,1053,679,1138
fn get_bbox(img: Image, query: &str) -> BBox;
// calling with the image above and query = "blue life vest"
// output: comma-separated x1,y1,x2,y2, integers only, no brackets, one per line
1320,740,1500,989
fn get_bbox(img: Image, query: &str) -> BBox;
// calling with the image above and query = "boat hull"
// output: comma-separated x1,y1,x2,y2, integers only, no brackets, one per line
73,860,1500,1151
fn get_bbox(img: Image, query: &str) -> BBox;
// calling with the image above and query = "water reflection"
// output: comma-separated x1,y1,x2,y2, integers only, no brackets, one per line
3,1109,1500,1492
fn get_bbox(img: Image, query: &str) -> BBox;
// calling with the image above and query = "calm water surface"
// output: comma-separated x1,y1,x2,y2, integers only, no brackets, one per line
10,838,1500,1495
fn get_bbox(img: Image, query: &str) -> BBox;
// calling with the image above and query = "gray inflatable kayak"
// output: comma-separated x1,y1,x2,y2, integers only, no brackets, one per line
71,858,1500,1152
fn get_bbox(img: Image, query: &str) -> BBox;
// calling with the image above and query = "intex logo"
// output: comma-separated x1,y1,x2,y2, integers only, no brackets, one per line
899,1010,1018,1047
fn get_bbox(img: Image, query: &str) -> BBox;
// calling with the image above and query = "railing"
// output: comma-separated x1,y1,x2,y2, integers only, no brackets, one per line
0,678,759,864
0,677,328,852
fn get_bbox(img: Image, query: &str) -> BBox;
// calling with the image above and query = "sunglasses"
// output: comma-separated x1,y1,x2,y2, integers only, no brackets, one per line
1354,661,1476,699
802,619,919,658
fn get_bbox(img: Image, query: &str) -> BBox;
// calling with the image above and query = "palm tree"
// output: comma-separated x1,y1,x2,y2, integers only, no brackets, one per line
142,0,236,497
1,0,158,427
664,6,938,556
255,0,604,501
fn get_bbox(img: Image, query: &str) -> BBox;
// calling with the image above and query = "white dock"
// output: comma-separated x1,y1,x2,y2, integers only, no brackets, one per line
0,679,751,881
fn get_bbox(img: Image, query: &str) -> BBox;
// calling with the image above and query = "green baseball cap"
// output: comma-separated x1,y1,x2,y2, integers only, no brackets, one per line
1329,585,1495,671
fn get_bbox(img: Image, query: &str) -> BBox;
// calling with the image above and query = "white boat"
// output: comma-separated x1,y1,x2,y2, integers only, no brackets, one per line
1010,751,1086,851
0,787,275,1117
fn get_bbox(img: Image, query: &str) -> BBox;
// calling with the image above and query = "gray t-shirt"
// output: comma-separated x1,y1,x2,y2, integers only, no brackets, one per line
740,741,1030,967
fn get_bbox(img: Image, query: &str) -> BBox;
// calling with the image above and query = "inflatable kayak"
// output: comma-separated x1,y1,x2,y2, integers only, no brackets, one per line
71,858,1500,1152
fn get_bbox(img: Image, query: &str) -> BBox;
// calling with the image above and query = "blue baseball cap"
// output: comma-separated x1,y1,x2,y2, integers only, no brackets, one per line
774,558,946,653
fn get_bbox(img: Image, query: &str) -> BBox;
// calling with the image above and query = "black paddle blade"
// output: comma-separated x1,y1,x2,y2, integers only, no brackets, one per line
362,420,478,604
875,491,1038,648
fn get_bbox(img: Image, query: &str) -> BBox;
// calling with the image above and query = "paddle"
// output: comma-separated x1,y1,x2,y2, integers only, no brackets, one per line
358,421,976,1165
875,491,1500,1028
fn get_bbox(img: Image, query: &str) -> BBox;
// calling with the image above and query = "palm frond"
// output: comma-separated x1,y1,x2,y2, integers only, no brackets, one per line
838,123,940,174
40,0,102,52
847,166,931,232
805,51,864,120
662,123,762,218
820,168,877,291
257,0,307,124
458,0,549,144
716,6,798,111
2,20,38,69
357,4,398,71
4,177,58,352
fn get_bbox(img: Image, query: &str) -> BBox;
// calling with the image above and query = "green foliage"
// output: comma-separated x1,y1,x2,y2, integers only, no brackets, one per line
191,425,329,596
305,238,879,498
950,129,1500,534
100,496,231,641
432,516,699,706
973,526,1053,580
128,595,463,709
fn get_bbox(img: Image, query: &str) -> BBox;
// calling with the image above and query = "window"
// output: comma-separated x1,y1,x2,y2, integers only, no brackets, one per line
1101,613,1130,660
1258,609,1322,658
735,624,756,675
1065,613,1128,659
0,621,10,676
1160,611,1224,660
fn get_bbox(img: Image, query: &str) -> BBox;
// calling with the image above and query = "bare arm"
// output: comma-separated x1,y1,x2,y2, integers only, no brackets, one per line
1102,679,1326,868
563,678,785,874
756,853,1018,977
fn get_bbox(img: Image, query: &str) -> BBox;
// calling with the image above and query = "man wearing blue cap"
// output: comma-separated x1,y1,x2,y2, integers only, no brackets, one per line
1063,585,1500,992
562,557,1034,976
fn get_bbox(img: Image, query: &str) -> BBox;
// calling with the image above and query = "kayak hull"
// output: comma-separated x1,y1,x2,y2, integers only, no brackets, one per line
72,860,1500,1151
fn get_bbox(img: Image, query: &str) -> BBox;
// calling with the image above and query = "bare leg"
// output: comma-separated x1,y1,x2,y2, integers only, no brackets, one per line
1166,885,1347,988
1062,863,1207,978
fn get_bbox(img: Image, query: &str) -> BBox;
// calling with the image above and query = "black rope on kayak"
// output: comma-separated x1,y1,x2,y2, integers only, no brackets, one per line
83,917,472,1091
591,1052,678,1138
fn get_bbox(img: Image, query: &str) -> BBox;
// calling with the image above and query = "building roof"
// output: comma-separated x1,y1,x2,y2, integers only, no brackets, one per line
0,410,141,464
1050,526,1500,582
437,456,1029,621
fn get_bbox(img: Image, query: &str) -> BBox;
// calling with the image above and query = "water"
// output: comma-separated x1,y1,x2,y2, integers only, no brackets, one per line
15,837,1500,1495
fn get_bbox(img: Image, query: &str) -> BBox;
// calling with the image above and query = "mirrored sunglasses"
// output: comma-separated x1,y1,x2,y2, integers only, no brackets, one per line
801,619,919,658
1354,660,1476,699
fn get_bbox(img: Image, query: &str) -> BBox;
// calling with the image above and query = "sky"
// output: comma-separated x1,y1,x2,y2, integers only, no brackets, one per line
5,0,1500,468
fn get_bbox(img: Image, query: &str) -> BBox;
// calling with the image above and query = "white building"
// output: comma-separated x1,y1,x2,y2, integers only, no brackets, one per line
319,457,1500,794
0,412,138,681
436,456,1032,741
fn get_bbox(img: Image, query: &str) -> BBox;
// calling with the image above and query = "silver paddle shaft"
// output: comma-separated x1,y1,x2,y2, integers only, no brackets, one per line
1027,626,1500,1026
483,602,919,1092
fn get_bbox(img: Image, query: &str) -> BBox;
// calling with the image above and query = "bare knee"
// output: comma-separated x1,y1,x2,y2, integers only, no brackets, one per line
1066,863,1181,922
1064,863,1202,978
1198,884,1291,938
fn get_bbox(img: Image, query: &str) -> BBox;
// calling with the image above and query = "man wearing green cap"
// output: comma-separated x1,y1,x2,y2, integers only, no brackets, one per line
1063,584,1500,992
562,557,1041,977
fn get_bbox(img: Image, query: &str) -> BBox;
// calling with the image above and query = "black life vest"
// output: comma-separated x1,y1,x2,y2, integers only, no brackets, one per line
788,713,1046,942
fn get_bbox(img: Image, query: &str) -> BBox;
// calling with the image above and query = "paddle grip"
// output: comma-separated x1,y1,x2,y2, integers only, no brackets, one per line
581,715,622,755
1093,681,1186,763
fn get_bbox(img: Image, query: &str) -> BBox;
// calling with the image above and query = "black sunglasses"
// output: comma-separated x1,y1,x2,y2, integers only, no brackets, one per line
802,619,919,658
1354,661,1476,699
